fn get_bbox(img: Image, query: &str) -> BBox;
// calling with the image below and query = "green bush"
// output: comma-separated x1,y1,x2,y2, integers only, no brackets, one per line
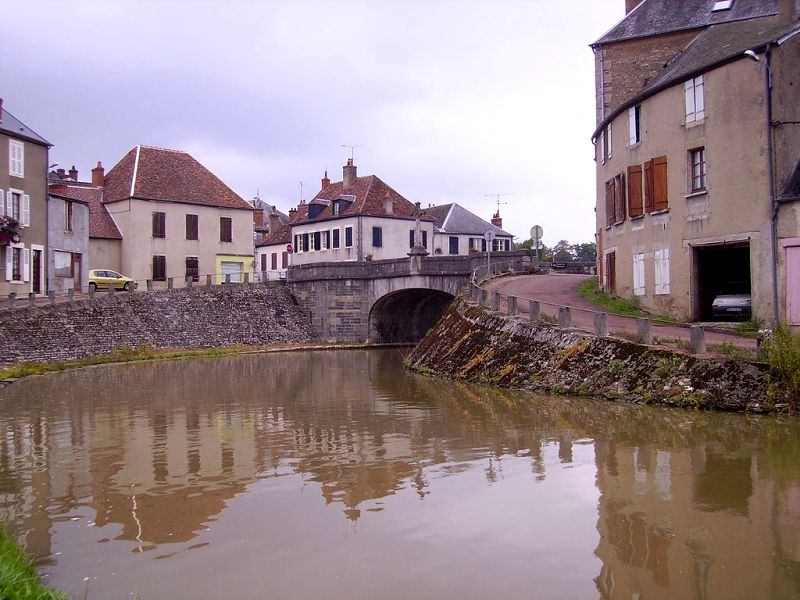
762,325,800,403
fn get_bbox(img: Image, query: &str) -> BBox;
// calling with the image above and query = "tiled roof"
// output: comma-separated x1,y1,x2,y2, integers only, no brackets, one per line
779,159,800,202
0,106,50,146
254,211,265,230
295,174,434,224
257,220,292,247
50,183,122,239
103,145,253,210
425,203,513,237
594,0,778,45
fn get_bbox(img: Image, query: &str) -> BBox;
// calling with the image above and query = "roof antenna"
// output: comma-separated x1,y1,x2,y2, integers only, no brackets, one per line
484,193,514,212
299,181,303,202
340,144,363,162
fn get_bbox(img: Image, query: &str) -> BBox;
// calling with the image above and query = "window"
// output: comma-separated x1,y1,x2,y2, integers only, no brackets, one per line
281,252,288,268
302,233,310,252
220,217,232,242
12,247,23,281
271,252,278,270
260,254,267,272
332,228,340,249
294,234,301,252
422,231,428,249
152,212,166,238
605,174,626,225
628,105,641,145
372,226,382,248
321,230,329,250
627,165,644,217
409,229,415,249
654,249,670,294
644,156,668,212
333,202,340,215
448,236,459,255
689,148,706,192
9,141,24,177
685,76,705,123
186,214,198,240
312,231,320,251
185,256,199,282
601,123,613,162
54,250,73,278
712,0,733,11
152,255,167,281
633,253,645,296
9,192,21,221
345,226,353,248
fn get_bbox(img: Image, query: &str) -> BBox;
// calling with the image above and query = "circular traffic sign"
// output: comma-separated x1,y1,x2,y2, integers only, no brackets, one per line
286,243,294,254
530,225,543,241
483,230,496,243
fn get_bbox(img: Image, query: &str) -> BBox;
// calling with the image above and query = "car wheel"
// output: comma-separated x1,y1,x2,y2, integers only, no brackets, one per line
123,282,132,291
88,282,97,292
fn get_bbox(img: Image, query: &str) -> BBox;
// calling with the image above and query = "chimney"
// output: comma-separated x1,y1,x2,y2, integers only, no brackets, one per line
343,158,357,189
91,161,105,187
69,165,78,181
288,207,297,222
321,170,330,190
57,168,66,178
268,207,281,232
625,0,639,14
491,210,502,229
778,0,798,23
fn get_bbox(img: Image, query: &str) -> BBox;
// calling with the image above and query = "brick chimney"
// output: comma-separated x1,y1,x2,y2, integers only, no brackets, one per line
268,207,281,232
321,170,330,190
56,168,66,179
343,158,357,189
68,166,78,181
288,207,297,222
625,0,640,14
91,161,105,187
491,210,502,228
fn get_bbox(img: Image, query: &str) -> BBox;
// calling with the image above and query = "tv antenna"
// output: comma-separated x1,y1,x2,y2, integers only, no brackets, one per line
484,193,514,212
340,144,364,161
299,181,303,201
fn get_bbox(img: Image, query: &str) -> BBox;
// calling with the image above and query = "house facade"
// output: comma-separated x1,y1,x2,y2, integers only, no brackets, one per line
592,0,800,325
46,191,90,292
425,203,514,256
0,99,50,296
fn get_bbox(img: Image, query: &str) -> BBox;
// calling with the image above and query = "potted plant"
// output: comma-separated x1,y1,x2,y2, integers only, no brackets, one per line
0,216,20,245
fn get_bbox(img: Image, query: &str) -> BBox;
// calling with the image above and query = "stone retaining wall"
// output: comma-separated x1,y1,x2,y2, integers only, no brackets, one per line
0,283,317,364
407,297,775,412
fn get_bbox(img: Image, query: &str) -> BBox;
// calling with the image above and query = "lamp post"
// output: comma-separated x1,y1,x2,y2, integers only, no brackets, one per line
744,47,779,327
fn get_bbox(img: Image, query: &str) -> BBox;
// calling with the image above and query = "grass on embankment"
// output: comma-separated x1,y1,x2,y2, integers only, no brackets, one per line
576,277,677,322
0,527,68,600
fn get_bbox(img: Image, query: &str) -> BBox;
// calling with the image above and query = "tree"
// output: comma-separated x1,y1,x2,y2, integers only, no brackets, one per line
552,239,575,262
572,242,597,263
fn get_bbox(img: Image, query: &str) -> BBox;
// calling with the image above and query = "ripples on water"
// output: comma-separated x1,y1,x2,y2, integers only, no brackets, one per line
0,349,799,599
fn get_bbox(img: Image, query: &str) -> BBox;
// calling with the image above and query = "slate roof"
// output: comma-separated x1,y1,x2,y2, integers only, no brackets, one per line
49,182,122,239
425,203,513,237
593,0,778,45
103,145,252,210
779,159,800,202
0,105,50,146
295,172,434,225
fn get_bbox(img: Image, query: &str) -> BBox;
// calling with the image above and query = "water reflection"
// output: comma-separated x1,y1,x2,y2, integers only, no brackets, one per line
0,350,798,599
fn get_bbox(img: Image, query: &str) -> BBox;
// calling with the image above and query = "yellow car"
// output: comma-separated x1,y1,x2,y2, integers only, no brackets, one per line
88,269,137,292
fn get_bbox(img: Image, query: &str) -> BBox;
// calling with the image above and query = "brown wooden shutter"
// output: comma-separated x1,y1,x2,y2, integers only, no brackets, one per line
281,252,288,268
652,155,668,211
627,165,643,217
615,173,626,223
220,217,232,242
644,159,654,213
260,254,267,271
605,180,614,227
271,252,278,270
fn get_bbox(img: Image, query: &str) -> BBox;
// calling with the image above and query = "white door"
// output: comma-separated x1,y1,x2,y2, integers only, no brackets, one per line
221,261,242,283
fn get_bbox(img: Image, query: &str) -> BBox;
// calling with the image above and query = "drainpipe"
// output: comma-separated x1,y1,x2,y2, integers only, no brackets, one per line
765,45,780,327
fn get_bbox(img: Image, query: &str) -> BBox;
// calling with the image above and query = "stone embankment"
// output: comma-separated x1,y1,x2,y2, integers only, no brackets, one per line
407,297,774,412
0,284,317,364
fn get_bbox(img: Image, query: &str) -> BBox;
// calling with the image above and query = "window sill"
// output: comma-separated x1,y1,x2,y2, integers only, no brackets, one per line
613,220,626,227
629,214,645,221
649,209,670,216
685,117,706,128
685,190,707,199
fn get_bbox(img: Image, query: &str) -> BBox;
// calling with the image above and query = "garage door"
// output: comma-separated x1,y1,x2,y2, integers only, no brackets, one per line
221,261,243,283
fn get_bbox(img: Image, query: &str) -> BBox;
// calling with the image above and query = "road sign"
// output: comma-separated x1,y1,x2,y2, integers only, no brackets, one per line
286,243,294,254
530,225,543,241
483,230,496,243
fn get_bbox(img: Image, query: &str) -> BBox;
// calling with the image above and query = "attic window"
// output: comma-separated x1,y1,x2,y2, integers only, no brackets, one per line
712,0,733,11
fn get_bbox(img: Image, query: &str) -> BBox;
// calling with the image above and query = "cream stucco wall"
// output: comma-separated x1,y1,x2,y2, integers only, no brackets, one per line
595,53,799,323
89,238,122,273
431,232,513,256
108,199,253,286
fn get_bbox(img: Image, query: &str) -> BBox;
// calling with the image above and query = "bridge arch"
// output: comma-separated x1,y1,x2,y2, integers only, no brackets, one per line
368,288,455,343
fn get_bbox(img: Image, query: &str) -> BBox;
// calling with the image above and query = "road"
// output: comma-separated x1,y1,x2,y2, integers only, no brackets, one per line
485,273,757,354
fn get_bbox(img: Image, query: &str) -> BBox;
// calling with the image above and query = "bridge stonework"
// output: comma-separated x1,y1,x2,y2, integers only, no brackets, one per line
289,252,532,343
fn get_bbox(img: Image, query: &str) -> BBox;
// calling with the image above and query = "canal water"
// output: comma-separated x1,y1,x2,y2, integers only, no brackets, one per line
0,349,798,599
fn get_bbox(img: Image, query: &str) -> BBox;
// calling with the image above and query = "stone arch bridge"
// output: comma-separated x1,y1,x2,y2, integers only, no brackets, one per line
289,251,532,343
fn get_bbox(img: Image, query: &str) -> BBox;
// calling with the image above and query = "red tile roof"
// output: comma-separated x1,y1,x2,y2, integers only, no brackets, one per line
49,183,122,239
103,145,253,210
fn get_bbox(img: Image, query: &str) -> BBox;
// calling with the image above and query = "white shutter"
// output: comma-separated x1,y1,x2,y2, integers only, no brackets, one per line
633,253,645,296
0,191,4,217
4,247,11,281
695,75,705,120
22,194,30,227
654,249,671,295
685,80,695,122
4,190,10,217
629,107,637,145
23,247,30,282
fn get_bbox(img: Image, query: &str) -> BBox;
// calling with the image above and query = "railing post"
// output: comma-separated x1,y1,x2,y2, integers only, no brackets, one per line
88,287,95,300
529,300,540,322
507,296,518,316
48,291,56,305
146,279,153,291
637,318,652,345
690,326,706,354
108,285,115,299
478,289,487,307
594,312,608,337
558,306,572,328
187,277,193,288
207,274,213,286
167,277,174,290
225,274,231,284
491,292,501,311
68,288,74,304
8,292,16,309
27,292,35,307
244,272,250,284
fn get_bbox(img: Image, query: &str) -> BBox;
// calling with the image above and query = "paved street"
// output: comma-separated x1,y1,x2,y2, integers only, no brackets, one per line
485,273,758,355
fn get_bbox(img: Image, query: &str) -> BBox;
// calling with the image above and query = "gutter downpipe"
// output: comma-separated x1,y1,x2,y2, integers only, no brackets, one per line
766,44,780,327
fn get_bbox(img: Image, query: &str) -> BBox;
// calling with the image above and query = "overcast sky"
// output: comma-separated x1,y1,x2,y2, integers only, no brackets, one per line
4,0,622,246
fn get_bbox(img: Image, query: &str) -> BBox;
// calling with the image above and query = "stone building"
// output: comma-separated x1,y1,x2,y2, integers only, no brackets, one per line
592,0,800,325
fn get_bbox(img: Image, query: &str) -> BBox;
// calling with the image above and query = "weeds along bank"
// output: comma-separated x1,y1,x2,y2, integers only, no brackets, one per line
0,284,317,365
407,297,785,412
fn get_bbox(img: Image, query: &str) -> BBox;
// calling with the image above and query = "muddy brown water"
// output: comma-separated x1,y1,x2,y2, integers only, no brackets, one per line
0,349,798,599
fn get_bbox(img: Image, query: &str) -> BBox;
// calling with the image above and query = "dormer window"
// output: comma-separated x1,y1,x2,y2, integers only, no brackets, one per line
712,0,732,11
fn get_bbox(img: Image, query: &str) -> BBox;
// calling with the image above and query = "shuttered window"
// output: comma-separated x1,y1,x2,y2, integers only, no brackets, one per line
605,179,615,227
627,165,644,217
332,228,340,249
220,217,232,242
345,227,353,248
271,252,278,270
654,249,670,295
260,254,267,272
9,141,24,177
644,156,668,212
689,148,706,192
186,214,198,240
628,105,641,145
372,226,382,248
153,212,166,238
312,231,320,251
685,76,705,123
281,252,288,268
410,229,415,248
153,255,167,281
614,173,626,223
185,256,199,282
633,253,645,296
448,236,459,255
